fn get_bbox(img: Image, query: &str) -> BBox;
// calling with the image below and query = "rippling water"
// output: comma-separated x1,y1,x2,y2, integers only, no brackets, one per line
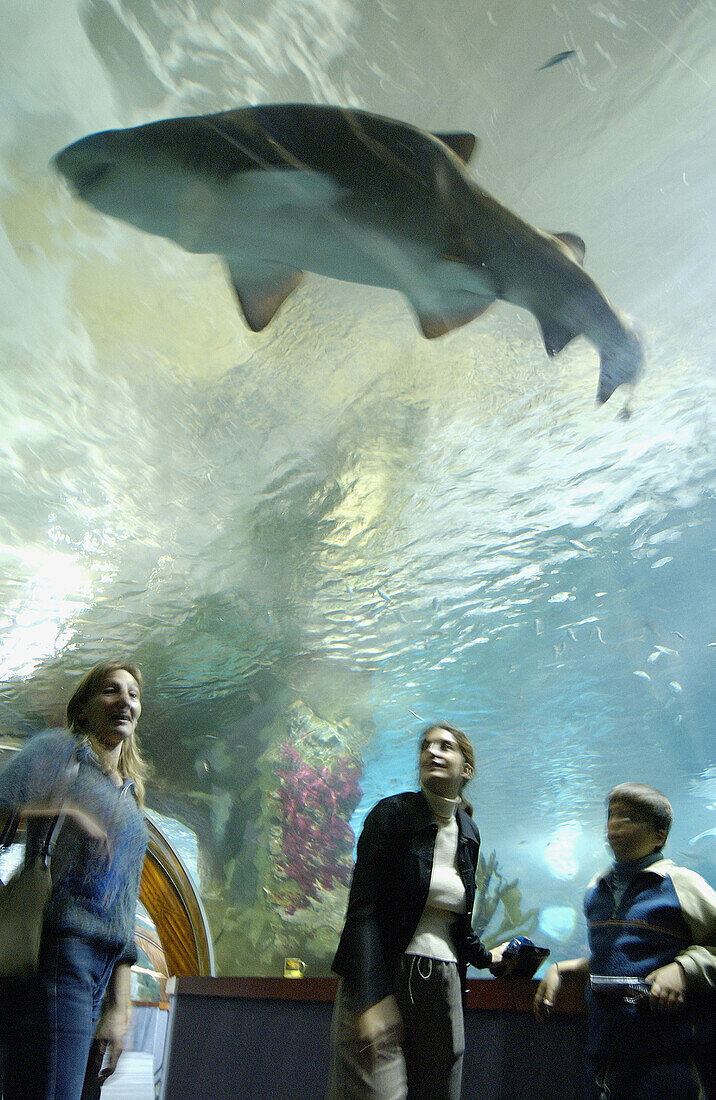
1,0,714,971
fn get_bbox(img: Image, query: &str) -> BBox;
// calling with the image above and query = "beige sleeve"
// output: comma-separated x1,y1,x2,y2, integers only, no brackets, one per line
669,865,716,993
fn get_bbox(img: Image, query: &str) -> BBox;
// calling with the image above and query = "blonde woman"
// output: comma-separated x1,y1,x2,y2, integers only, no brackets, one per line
0,660,149,1100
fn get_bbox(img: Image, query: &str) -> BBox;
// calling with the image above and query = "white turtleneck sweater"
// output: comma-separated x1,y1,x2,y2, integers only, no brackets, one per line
405,786,467,963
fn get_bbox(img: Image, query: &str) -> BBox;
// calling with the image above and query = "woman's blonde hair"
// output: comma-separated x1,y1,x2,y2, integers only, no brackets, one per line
66,659,149,807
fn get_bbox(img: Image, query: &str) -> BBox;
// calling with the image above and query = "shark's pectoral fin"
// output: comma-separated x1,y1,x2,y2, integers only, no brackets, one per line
539,316,579,357
550,232,586,265
432,132,478,163
227,265,303,331
417,298,494,339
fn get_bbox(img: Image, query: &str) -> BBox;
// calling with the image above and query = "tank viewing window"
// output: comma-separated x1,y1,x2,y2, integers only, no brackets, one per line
0,0,713,980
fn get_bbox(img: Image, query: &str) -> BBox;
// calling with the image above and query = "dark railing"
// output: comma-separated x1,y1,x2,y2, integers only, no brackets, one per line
164,973,586,1013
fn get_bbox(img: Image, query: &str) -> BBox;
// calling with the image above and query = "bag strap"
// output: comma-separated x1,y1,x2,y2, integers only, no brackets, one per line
39,813,67,869
0,811,21,851
0,748,81,867
39,753,81,870
0,810,66,862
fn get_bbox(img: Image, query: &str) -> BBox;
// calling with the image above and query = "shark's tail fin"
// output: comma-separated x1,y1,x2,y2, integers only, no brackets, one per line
597,325,644,404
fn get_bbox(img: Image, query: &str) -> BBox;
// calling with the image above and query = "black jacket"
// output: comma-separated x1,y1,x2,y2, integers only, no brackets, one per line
332,790,493,1011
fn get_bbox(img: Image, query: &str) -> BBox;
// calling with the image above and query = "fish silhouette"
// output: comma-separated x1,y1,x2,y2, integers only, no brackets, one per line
54,103,643,403
538,50,578,71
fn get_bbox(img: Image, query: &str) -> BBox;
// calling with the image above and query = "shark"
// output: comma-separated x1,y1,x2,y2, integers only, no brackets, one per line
53,103,643,403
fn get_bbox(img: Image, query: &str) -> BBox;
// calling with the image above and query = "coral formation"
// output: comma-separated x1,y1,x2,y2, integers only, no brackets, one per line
273,741,361,913
209,698,368,974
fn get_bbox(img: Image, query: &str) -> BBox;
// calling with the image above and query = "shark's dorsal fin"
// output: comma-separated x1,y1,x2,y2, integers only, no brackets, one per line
227,265,303,331
550,232,586,265
433,132,478,163
417,297,493,339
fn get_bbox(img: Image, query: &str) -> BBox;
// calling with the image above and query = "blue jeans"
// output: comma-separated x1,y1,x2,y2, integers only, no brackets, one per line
0,932,118,1100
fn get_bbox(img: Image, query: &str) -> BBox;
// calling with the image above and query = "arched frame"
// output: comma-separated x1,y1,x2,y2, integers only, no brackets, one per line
139,818,215,977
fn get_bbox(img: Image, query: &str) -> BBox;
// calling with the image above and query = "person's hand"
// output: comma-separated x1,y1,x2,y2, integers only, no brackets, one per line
356,995,403,1047
94,1004,131,1083
533,963,562,1020
645,961,687,1014
21,802,107,845
65,805,108,844
487,941,513,976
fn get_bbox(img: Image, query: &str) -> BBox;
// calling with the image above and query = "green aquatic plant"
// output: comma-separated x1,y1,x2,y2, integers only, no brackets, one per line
472,849,539,947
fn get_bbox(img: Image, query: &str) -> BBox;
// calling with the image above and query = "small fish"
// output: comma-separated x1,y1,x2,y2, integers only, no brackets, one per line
376,588,392,603
557,619,587,632
707,642,716,648
633,670,651,680
594,626,605,644
538,49,577,71
568,539,589,551
689,828,716,845
674,631,685,640
668,681,682,694
655,645,678,656
409,708,424,721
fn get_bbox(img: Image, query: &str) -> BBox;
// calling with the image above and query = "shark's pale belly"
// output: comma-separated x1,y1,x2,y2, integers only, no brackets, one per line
171,170,492,306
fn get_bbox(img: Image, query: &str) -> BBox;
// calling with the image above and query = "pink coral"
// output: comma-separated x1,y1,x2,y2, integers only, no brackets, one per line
274,743,361,913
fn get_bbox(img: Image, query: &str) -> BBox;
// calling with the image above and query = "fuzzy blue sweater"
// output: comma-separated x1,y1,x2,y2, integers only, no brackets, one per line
0,729,148,964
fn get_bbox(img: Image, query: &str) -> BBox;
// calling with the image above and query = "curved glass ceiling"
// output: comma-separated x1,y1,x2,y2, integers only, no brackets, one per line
1,0,713,975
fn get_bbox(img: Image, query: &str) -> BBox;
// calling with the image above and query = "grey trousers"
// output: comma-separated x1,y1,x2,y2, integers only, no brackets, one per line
327,956,465,1100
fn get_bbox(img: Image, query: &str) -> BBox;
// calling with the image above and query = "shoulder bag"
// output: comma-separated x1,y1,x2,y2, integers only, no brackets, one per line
0,810,66,979
0,748,79,979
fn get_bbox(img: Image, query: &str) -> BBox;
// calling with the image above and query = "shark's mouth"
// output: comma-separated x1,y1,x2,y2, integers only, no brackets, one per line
54,146,113,196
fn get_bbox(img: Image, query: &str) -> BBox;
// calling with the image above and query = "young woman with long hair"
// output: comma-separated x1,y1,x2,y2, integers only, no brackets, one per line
0,659,149,1099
